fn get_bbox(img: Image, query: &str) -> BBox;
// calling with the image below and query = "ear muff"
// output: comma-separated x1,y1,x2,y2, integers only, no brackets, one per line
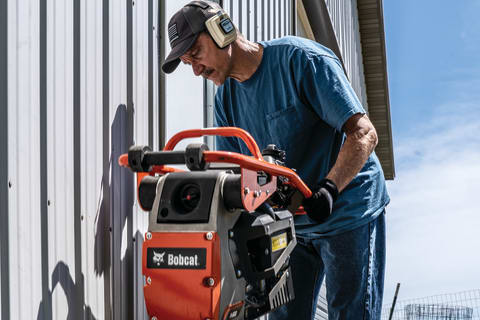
205,11,237,48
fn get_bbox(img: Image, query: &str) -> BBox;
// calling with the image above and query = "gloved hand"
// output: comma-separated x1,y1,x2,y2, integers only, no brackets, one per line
302,178,339,223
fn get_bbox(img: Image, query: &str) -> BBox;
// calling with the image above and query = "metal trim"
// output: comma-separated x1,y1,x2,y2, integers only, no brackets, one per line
238,0,242,32
0,0,9,317
73,0,85,316
357,0,395,179
102,0,113,317
290,0,296,36
39,0,53,318
254,0,258,41
158,0,166,148
273,0,276,38
148,0,154,147
246,0,250,39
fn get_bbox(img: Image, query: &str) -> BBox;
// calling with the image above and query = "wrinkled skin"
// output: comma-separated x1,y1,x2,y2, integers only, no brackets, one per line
180,32,233,86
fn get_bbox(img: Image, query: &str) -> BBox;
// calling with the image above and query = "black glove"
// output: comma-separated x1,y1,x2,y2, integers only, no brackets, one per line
302,179,339,223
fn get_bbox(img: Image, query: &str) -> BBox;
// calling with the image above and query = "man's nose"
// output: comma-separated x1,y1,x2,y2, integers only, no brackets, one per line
192,63,205,76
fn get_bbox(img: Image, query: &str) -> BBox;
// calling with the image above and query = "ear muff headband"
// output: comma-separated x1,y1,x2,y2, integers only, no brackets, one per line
187,2,237,49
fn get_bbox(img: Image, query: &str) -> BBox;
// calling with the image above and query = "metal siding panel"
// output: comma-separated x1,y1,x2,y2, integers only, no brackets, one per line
46,1,77,318
5,0,160,318
153,0,162,150
80,0,107,318
132,0,151,318
324,0,368,110
110,0,135,319
0,0,8,317
7,0,44,318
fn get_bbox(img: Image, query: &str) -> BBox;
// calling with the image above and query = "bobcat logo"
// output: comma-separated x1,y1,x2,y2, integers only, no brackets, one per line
152,251,165,266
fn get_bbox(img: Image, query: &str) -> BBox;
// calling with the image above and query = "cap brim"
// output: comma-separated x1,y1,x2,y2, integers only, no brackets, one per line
162,33,200,74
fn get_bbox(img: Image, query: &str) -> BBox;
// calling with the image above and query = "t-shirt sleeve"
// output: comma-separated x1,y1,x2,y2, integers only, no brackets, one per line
214,93,241,152
296,52,366,132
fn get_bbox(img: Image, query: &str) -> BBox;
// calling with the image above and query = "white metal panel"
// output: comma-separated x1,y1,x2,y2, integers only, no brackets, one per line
5,0,159,318
324,0,368,109
223,0,292,41
46,1,77,319
132,0,153,319
80,0,107,318
7,0,44,319
315,280,328,319
109,0,135,319
0,1,7,317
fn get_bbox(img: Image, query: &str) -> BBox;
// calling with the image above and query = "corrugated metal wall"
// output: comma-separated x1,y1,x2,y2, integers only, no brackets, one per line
3,0,158,318
1,0,367,319
7,2,44,320
222,0,294,42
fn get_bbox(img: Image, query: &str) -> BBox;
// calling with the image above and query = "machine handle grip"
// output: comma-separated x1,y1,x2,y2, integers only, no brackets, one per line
118,153,184,174
143,150,185,166
164,127,264,160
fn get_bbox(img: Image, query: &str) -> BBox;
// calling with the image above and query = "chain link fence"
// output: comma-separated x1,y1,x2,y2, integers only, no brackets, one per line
383,290,480,320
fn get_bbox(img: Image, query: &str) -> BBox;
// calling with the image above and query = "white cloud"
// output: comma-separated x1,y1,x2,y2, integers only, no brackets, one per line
383,101,480,305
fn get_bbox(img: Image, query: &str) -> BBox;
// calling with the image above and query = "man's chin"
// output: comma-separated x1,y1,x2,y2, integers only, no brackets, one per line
209,73,227,86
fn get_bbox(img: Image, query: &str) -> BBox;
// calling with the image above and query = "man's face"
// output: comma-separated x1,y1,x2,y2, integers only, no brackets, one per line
180,33,231,85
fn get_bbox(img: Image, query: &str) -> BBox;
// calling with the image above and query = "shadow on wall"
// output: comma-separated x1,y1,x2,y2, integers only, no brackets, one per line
36,104,136,319
36,262,97,320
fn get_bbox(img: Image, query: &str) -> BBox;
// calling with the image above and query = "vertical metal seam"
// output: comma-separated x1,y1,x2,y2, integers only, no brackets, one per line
40,0,52,318
254,0,257,42
278,0,281,37
158,0,166,148
267,1,270,40
102,0,113,317
0,0,10,317
262,1,265,40
126,0,135,318
73,0,85,317
273,0,276,38
291,0,297,36
230,0,234,21
238,0,242,33
148,0,153,148
246,0,250,39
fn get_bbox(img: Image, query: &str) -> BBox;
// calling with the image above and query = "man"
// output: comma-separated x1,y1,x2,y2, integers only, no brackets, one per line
162,1,390,319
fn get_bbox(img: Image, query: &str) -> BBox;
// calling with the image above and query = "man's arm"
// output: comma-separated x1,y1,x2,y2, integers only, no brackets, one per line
326,113,378,192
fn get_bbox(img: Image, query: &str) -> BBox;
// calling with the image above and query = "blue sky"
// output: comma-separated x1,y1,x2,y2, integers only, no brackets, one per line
382,0,480,306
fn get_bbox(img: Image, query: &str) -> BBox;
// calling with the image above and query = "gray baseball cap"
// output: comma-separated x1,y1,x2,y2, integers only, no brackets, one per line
162,1,222,74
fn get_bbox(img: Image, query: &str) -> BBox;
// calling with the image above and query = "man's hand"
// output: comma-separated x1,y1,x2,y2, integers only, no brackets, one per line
303,179,339,223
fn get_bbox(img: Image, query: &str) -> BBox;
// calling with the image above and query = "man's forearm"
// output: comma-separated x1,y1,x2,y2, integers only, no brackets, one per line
326,115,378,192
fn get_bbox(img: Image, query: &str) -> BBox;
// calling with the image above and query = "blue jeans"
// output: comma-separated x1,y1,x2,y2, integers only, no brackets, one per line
269,212,386,320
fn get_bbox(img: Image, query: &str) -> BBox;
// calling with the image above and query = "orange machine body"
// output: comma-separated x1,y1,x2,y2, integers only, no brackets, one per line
143,232,221,320
119,127,308,320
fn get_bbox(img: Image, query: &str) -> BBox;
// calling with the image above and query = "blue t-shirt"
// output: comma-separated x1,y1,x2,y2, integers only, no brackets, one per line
214,36,390,236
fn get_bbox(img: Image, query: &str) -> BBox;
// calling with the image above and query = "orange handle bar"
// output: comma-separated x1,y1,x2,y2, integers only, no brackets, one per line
118,150,312,198
164,127,263,160
203,151,312,198
118,127,312,198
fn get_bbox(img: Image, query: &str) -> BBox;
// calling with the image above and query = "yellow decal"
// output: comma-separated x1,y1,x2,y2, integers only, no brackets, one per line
271,233,288,252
